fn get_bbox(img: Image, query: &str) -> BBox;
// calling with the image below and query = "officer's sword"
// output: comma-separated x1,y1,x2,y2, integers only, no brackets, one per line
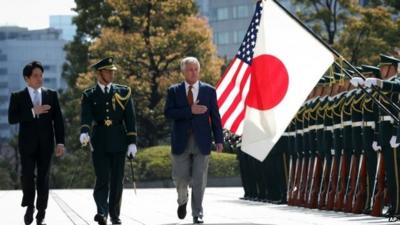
129,158,137,195
68,142,93,188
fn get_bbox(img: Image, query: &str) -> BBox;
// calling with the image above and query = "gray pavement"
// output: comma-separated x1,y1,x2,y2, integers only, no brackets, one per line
0,187,395,225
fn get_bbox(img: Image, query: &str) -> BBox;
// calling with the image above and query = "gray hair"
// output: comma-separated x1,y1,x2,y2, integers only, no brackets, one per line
180,56,200,71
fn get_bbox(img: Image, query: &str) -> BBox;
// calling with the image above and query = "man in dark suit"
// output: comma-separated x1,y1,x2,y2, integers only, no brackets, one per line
8,61,65,225
164,56,224,224
80,57,137,225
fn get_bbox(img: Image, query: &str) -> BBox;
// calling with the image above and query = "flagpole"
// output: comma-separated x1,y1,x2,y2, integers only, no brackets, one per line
333,62,400,123
270,0,400,123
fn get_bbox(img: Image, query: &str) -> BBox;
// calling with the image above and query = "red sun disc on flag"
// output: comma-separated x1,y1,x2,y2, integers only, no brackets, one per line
246,54,289,110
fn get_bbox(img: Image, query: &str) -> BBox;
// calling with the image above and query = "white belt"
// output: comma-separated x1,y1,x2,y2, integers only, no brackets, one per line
297,130,304,135
308,125,317,130
352,121,363,127
288,132,296,137
333,124,342,130
303,127,310,132
380,115,394,123
315,124,324,130
282,133,288,136
326,126,333,131
343,121,352,127
363,121,376,129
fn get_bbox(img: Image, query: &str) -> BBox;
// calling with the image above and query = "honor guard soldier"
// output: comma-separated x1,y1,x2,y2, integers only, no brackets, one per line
350,65,381,214
363,54,400,219
79,57,137,225
326,73,349,210
291,104,307,206
305,92,321,208
334,80,356,211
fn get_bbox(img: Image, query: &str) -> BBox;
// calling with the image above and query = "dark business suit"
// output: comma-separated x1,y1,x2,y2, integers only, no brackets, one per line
165,81,223,155
8,87,64,211
164,81,223,218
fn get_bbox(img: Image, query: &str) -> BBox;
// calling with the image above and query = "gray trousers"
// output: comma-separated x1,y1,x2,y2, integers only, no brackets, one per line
171,135,209,218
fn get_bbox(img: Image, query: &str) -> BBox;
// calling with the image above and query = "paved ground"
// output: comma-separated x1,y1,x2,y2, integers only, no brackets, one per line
0,187,395,225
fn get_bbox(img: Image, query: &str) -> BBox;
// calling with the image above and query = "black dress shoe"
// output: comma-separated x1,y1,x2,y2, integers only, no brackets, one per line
24,206,34,225
111,217,122,224
384,207,394,218
193,217,204,224
94,214,107,225
36,218,46,225
177,203,187,219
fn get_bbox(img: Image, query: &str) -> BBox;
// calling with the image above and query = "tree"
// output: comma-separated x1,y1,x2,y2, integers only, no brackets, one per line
291,0,352,44
367,0,400,10
334,6,400,65
75,0,223,146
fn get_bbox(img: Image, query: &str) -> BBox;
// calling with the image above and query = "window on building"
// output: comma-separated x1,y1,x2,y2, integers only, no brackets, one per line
215,32,230,45
233,5,250,19
0,82,7,88
233,30,246,44
44,77,57,88
43,65,57,73
216,7,229,20
0,109,7,116
0,124,9,131
0,68,7,75
0,96,7,105
0,54,7,61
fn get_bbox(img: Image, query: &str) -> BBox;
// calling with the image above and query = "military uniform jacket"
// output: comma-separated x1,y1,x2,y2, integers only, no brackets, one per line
80,84,137,153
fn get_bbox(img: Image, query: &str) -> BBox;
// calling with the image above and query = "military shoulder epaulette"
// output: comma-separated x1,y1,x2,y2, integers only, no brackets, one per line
82,86,96,96
112,84,132,110
344,94,356,106
351,93,365,106
113,83,130,89
317,101,327,118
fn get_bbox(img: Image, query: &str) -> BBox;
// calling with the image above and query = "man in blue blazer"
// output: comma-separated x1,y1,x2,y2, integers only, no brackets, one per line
164,57,224,224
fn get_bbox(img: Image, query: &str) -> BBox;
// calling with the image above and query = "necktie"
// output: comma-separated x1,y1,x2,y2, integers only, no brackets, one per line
187,85,193,105
33,89,40,106
104,86,108,94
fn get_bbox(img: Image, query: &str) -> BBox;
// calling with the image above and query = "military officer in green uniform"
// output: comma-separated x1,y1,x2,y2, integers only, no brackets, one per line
79,57,137,225
363,54,400,219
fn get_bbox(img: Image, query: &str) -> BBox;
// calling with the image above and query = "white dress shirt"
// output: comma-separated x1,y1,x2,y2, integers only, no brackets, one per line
184,80,199,103
98,82,112,93
28,86,42,106
28,86,42,118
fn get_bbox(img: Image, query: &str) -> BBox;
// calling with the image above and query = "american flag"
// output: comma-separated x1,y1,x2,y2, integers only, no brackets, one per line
216,1,263,135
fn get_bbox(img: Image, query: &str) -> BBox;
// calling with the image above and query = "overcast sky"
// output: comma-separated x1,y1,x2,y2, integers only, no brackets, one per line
0,0,76,30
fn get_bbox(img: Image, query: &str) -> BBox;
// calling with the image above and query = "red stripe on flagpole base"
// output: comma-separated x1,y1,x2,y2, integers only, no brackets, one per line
246,54,289,110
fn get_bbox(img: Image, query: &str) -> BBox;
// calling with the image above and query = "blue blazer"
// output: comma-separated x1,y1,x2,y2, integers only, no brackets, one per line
164,81,224,155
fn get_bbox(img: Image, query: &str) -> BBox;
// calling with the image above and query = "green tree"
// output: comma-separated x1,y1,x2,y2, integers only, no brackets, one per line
291,0,352,44
334,6,400,65
367,0,400,10
75,0,223,146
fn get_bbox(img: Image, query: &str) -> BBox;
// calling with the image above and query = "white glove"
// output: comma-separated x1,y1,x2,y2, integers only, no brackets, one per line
127,144,137,159
390,136,400,149
372,141,382,151
350,77,364,87
365,78,382,88
80,133,90,146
